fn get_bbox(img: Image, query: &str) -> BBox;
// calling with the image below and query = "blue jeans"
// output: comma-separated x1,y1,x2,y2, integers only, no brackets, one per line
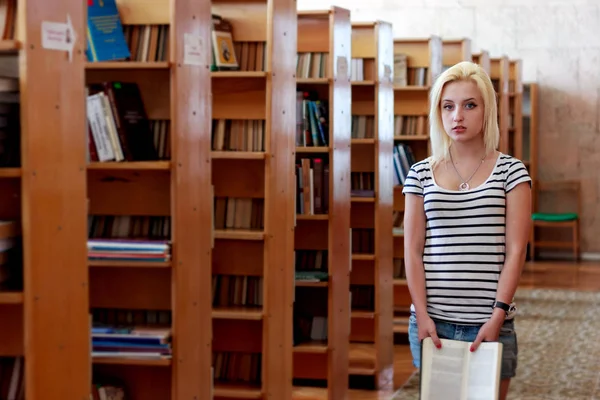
408,313,518,380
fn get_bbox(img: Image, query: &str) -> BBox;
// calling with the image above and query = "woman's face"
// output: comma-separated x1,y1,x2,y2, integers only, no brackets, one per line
440,80,485,144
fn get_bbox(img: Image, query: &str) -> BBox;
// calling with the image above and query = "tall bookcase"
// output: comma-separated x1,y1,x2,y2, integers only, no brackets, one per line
522,82,538,206
292,7,351,400
390,36,442,342
85,0,214,398
348,20,394,390
472,50,491,75
490,55,510,155
508,59,523,159
441,38,471,70
0,0,90,398
210,0,297,398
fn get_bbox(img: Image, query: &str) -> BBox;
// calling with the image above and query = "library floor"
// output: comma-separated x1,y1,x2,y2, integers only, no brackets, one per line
296,260,600,399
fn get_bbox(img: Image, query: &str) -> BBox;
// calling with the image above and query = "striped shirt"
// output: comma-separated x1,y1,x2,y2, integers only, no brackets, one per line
402,153,531,324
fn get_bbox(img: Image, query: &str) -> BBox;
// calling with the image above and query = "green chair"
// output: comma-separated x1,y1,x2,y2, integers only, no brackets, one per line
530,180,580,261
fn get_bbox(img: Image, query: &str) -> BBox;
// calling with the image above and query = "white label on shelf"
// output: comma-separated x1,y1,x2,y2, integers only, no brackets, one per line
336,56,348,80
41,14,76,62
384,64,392,83
183,33,203,66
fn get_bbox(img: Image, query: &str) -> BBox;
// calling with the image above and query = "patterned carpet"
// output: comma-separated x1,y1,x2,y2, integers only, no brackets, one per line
392,288,600,400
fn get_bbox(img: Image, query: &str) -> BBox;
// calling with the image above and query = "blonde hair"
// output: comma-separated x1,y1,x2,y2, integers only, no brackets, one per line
428,61,499,167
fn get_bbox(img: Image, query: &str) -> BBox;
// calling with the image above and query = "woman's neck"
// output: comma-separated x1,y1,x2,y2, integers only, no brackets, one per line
450,139,488,161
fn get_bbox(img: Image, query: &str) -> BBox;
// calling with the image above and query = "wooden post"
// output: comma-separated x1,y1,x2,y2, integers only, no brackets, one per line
20,0,90,398
170,0,213,398
264,0,297,397
328,6,351,399
374,20,394,390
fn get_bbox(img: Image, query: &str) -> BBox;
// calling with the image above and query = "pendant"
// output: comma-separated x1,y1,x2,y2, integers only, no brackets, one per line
458,182,470,191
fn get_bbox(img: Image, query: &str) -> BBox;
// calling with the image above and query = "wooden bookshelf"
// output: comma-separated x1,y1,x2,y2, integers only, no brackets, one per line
472,50,491,74
490,55,510,155
292,7,351,400
441,38,472,70
508,59,523,159
210,0,297,399
0,0,90,398
0,0,24,382
522,82,539,211
84,0,213,398
348,20,394,390
390,36,442,343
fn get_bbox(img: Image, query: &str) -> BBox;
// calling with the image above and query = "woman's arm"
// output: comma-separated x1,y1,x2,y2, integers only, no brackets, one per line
404,192,442,347
471,181,531,351
496,181,532,305
403,193,428,318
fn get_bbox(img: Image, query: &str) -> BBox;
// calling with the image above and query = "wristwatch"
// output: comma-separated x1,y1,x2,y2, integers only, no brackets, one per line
493,301,511,315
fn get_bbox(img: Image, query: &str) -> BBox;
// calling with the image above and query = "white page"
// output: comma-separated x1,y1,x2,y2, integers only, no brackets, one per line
421,338,469,400
466,342,502,400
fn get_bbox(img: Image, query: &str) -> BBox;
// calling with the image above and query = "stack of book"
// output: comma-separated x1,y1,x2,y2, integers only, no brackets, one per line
87,239,171,263
91,325,172,360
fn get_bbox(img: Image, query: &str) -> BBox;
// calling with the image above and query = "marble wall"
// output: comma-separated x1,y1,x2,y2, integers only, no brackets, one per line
297,0,600,253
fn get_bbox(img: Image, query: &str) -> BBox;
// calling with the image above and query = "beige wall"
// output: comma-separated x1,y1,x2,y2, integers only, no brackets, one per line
297,0,600,254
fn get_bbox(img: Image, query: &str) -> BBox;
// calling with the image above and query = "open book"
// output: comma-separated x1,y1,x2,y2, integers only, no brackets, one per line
420,337,503,400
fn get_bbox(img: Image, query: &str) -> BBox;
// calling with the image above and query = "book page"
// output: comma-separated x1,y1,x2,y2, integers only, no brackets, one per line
420,338,469,400
466,342,503,400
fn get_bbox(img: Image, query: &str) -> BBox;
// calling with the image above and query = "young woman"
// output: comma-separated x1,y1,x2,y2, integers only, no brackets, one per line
402,61,531,400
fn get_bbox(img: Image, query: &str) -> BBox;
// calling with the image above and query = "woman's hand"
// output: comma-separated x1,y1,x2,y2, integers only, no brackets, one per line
470,309,505,352
417,314,442,349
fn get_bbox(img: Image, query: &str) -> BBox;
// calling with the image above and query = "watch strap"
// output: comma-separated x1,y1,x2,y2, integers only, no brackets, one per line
493,301,511,314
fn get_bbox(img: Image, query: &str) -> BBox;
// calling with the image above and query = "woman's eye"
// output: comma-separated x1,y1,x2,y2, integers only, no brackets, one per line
443,104,453,110
465,103,476,109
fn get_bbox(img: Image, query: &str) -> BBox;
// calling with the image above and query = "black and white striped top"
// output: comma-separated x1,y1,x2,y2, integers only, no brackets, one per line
402,153,531,324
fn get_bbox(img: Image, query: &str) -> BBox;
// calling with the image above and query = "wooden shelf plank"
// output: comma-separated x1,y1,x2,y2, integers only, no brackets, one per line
213,383,263,399
92,357,172,367
352,254,375,261
351,139,375,145
295,281,328,288
296,78,329,84
211,71,267,78
351,80,375,86
393,316,409,334
211,151,266,160
297,10,330,18
0,291,24,304
351,197,375,203
212,307,263,320
295,146,329,153
351,310,375,319
85,61,170,69
0,40,20,51
88,260,172,268
296,214,328,221
0,168,21,178
293,341,328,354
394,135,429,141
87,161,171,171
348,367,376,376
214,230,265,241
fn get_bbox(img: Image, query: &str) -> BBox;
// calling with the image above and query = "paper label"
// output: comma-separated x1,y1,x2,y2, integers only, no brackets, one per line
336,56,348,80
383,64,392,83
183,33,203,66
41,14,76,61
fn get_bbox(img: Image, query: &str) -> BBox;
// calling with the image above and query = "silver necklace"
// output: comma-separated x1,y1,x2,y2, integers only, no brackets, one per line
449,150,486,191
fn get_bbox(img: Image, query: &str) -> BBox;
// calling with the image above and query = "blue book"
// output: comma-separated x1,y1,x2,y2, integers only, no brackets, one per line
86,0,131,62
